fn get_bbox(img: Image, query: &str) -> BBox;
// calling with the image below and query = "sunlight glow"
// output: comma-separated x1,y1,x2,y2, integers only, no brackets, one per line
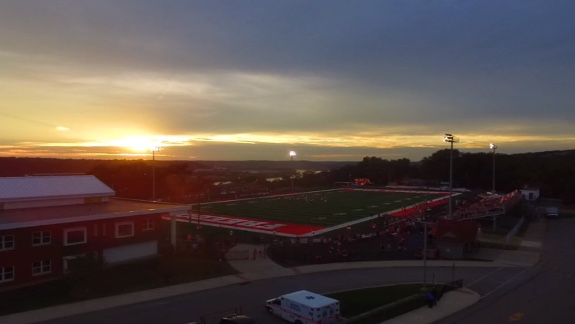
109,136,163,152
5,130,575,161
28,132,575,152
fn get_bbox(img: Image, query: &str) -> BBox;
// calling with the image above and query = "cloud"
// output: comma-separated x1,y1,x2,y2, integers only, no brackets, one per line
1,1,575,161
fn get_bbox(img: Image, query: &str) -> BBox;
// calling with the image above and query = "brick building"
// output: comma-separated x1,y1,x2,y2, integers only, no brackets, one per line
0,175,190,289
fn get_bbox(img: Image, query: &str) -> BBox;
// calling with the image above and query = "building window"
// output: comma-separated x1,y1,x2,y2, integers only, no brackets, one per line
32,260,51,276
32,231,52,246
64,227,87,246
0,235,15,251
63,254,85,273
0,266,14,283
115,222,134,238
142,218,155,231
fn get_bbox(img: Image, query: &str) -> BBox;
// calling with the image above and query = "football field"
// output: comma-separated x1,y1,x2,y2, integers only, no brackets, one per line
171,188,449,236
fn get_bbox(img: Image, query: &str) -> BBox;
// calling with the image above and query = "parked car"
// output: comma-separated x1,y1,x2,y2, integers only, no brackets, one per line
219,314,258,324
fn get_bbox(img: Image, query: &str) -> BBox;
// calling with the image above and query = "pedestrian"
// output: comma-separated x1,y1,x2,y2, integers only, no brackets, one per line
425,291,436,308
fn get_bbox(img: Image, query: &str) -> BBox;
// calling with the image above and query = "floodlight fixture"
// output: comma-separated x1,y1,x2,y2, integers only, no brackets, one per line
444,134,459,143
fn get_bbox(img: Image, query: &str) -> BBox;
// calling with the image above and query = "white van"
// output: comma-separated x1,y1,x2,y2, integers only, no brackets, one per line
266,290,340,324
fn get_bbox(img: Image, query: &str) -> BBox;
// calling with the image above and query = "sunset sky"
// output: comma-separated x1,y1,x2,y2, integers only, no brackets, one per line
1,1,574,162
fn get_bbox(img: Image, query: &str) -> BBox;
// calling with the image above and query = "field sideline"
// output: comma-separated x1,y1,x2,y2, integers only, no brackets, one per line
170,188,450,236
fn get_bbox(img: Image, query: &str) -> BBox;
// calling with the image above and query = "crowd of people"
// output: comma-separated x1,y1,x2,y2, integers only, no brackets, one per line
266,204,446,267
455,190,523,220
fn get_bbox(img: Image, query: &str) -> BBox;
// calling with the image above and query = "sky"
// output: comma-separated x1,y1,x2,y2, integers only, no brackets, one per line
1,1,574,162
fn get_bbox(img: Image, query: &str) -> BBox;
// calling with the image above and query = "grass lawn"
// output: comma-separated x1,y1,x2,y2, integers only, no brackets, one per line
477,232,522,249
193,189,445,227
327,284,423,317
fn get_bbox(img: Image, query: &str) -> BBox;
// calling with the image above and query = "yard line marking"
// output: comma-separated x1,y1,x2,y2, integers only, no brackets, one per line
480,267,531,300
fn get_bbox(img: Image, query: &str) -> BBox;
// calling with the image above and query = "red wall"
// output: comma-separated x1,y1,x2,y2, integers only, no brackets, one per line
0,213,164,289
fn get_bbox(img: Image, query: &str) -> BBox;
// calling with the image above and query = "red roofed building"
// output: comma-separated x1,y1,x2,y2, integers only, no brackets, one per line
435,219,479,259
0,175,190,290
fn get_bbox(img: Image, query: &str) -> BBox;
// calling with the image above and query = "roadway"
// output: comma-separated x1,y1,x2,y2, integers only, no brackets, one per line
31,216,569,324
39,265,529,324
436,217,575,324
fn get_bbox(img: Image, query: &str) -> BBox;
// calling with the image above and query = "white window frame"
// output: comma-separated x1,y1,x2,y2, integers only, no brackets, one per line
142,218,155,231
64,227,87,246
115,221,135,238
32,231,52,246
0,235,15,251
0,266,14,283
32,260,52,276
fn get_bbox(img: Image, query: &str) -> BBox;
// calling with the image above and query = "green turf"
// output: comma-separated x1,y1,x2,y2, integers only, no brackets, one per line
192,189,445,226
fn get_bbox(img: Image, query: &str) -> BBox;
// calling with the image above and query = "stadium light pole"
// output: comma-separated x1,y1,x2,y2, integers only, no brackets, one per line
289,151,297,189
490,143,497,193
443,134,457,219
150,143,161,200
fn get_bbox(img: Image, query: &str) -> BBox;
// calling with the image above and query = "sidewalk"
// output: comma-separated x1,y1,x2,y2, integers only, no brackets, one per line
0,220,545,324
384,287,480,324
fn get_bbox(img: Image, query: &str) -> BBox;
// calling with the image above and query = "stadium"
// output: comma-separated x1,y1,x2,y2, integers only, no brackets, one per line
170,188,451,237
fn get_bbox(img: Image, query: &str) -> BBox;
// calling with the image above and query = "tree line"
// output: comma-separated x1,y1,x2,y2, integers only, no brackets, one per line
1,149,574,204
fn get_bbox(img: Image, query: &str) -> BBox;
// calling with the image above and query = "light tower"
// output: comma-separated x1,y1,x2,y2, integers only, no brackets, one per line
289,150,297,189
443,134,458,219
490,143,497,193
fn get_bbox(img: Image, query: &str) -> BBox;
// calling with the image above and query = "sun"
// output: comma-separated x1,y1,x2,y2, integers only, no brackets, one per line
114,136,161,152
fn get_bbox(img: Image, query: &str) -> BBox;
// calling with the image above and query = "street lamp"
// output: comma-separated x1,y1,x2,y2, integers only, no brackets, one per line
150,144,161,200
490,143,497,193
443,134,458,219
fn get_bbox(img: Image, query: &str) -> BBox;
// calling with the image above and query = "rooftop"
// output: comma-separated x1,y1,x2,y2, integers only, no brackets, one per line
0,198,190,230
0,175,115,202
282,290,339,308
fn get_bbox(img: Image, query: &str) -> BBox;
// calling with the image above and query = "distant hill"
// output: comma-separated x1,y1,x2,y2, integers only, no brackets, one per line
197,160,355,172
0,157,356,177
